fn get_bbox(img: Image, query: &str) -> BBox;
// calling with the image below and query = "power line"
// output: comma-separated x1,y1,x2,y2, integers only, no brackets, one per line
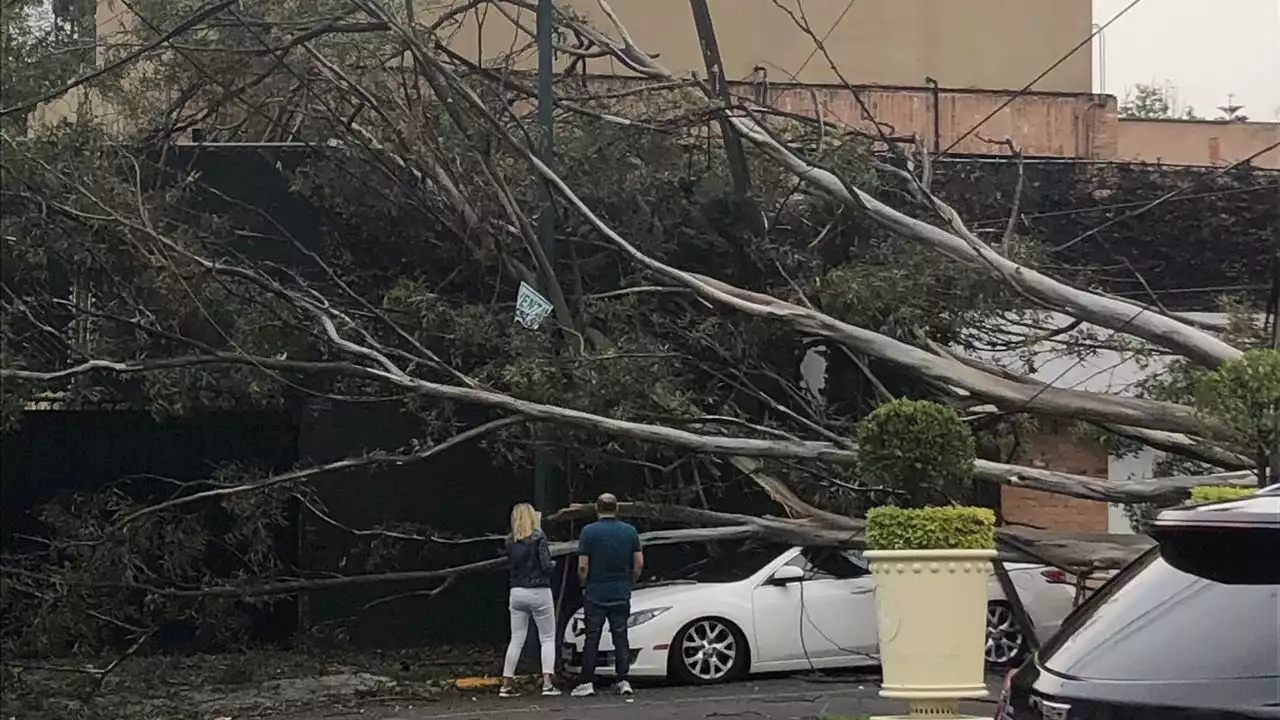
938,0,1145,157
791,0,858,79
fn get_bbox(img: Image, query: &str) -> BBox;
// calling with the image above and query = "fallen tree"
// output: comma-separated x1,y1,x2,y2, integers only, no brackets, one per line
0,0,1273,657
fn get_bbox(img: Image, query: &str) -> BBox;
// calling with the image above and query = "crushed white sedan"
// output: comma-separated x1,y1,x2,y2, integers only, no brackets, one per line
563,543,1076,685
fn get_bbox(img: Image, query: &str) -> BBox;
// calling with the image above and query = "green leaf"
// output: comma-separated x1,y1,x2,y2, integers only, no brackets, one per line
865,505,996,550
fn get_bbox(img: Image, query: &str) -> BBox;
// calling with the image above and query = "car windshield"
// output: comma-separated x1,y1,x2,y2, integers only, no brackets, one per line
1039,533,1280,682
667,542,789,583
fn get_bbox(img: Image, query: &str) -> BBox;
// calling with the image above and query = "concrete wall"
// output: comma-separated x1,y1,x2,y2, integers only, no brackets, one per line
1117,118,1280,169
29,0,131,129
1106,447,1160,535
438,0,1093,92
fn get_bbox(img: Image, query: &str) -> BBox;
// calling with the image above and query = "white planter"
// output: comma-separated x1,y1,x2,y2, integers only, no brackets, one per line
864,548,997,713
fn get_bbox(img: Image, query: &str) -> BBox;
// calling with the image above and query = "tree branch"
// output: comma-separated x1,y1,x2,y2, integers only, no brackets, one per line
112,416,527,526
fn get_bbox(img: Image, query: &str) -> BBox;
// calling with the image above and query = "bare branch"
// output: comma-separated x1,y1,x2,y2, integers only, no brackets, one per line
113,416,527,526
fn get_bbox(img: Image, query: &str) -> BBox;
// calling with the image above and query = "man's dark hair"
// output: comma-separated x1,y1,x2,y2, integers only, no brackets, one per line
596,492,619,515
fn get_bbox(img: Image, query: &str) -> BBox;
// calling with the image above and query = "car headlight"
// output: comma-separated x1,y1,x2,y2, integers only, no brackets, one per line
628,607,671,628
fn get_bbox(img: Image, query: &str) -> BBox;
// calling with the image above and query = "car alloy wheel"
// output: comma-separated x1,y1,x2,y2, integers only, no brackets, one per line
672,618,745,684
985,602,1027,666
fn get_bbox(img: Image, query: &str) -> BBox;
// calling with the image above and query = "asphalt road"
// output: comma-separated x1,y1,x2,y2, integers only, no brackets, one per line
321,674,1003,720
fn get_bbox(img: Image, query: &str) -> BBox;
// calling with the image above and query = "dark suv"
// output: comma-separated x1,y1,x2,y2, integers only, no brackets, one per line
995,491,1280,719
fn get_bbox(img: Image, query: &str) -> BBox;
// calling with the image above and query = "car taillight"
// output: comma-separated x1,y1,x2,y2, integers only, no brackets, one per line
1041,567,1070,584
993,669,1015,719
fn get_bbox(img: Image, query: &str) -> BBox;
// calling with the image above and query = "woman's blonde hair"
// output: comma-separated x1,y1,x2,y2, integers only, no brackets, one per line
510,502,540,541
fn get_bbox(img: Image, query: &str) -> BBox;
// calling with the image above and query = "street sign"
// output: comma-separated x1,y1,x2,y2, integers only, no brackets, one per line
515,281,554,330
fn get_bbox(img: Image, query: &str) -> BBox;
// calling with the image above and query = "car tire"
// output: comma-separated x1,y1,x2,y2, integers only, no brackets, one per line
667,617,750,685
985,601,1030,667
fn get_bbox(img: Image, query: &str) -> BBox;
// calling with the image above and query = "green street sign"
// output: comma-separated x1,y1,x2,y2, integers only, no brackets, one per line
515,281,554,330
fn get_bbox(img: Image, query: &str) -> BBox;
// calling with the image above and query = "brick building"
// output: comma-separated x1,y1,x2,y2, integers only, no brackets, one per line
1004,427,1111,534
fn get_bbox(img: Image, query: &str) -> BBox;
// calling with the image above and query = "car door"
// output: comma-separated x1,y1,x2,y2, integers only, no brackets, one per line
791,547,879,664
749,550,808,666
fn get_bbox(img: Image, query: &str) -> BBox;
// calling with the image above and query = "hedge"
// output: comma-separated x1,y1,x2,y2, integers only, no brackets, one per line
865,505,996,551
1187,485,1254,504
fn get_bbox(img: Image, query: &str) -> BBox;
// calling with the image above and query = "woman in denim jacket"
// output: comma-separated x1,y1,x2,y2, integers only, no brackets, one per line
500,503,559,697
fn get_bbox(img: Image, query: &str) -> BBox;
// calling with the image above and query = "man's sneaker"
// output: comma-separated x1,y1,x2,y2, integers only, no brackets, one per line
570,682,595,697
498,686,520,698
541,685,562,697
615,680,634,696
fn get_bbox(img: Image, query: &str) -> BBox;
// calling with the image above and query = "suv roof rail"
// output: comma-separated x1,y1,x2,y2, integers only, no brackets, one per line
1154,492,1280,530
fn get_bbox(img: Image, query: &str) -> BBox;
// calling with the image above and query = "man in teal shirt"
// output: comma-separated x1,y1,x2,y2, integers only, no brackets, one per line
571,493,643,698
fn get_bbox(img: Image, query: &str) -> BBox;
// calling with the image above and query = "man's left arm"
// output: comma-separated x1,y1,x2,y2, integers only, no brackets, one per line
577,529,592,586
630,527,644,583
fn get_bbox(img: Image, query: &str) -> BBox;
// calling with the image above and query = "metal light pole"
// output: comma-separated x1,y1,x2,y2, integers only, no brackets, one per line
533,0,555,513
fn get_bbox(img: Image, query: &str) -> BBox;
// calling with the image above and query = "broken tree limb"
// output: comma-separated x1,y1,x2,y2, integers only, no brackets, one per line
0,515,1148,603
1101,424,1254,471
930,342,1254,471
542,500,1149,572
2,354,863,465
522,0,1240,370
999,527,1154,574
400,23,1222,436
973,464,1256,505
725,456,864,530
5,355,1254,505
112,416,528,526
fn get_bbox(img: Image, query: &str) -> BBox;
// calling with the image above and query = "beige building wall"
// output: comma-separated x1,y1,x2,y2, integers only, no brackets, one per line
565,76,1117,158
440,0,1093,92
764,84,1116,158
29,0,131,129
1116,119,1280,169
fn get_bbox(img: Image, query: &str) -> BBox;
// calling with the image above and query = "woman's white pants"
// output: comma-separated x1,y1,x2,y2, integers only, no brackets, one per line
503,587,556,677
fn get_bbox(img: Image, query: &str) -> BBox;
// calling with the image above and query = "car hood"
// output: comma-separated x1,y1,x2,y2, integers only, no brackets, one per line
570,582,726,615
632,582,722,605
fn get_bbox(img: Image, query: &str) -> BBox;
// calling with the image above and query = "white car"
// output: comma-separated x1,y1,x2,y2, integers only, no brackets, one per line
563,543,1076,685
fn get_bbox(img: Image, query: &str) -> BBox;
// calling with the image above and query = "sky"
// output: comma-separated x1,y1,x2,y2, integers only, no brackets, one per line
1093,0,1280,120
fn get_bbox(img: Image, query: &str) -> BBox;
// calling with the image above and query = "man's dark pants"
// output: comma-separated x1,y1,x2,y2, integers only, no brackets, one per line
580,598,631,683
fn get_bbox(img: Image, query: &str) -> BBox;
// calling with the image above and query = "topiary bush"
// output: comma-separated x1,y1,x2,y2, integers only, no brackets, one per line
1187,485,1255,504
855,398,977,506
865,505,996,551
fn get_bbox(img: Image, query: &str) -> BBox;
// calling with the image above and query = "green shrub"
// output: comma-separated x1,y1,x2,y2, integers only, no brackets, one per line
855,398,976,506
1187,485,1254,504
1195,349,1280,468
865,505,996,551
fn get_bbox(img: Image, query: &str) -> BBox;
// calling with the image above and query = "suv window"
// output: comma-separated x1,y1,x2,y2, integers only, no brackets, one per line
786,547,870,580
1040,545,1280,682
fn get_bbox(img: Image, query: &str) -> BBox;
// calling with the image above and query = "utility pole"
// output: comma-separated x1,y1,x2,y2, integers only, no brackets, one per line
534,0,555,512
687,0,756,215
535,0,564,672
1270,251,1279,486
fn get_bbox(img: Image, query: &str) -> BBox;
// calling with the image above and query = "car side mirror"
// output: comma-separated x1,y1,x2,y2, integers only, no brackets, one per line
770,565,805,585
